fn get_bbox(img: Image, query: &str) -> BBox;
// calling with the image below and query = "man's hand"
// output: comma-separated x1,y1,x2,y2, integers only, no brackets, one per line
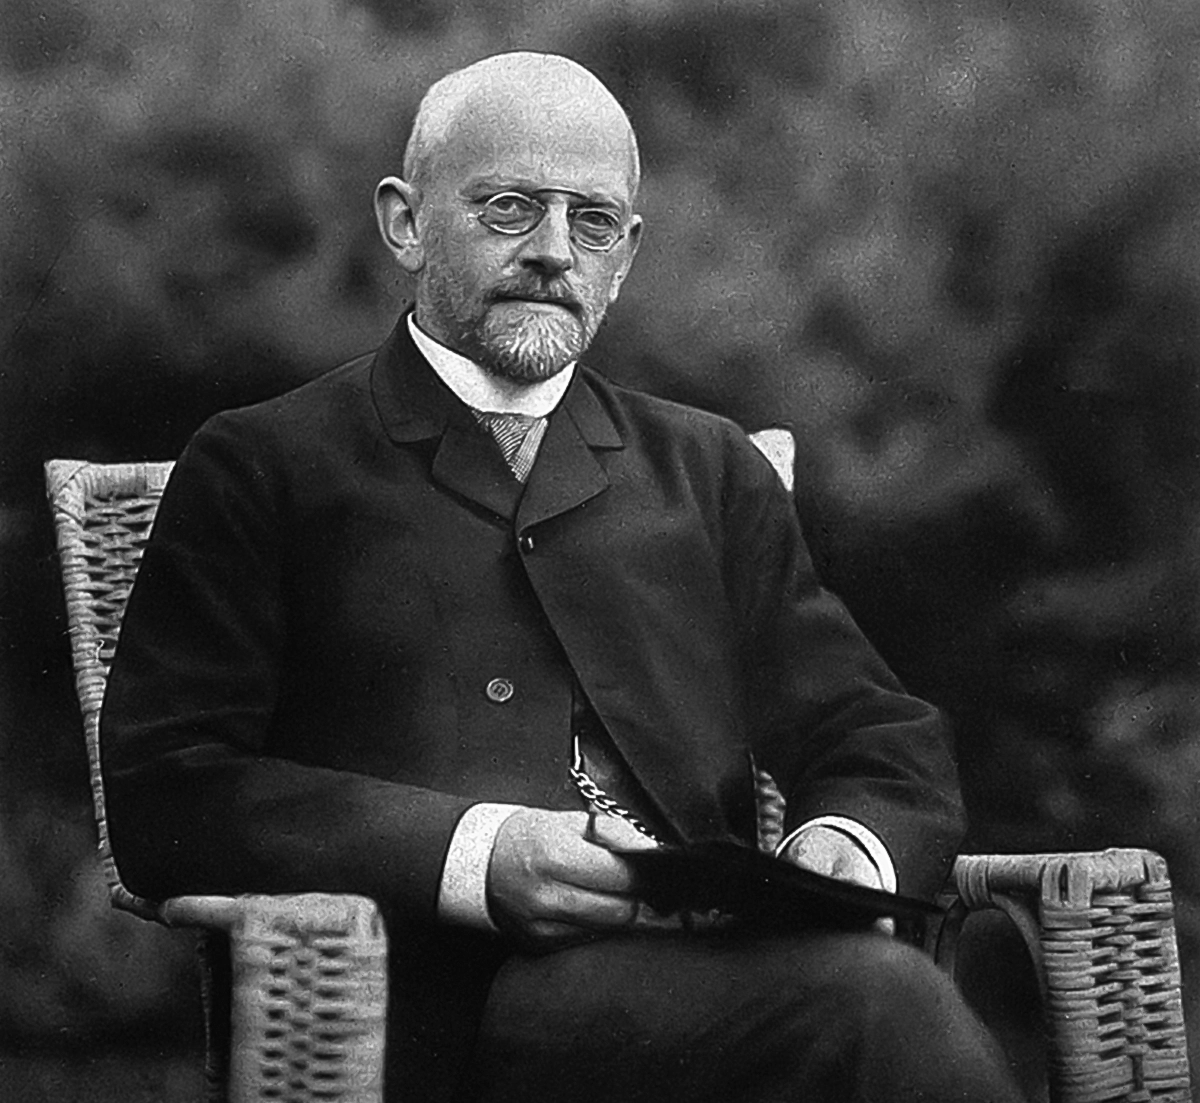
780,825,882,889
486,809,659,950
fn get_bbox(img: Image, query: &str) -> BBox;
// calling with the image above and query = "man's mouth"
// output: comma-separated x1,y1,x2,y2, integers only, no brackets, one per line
492,291,581,316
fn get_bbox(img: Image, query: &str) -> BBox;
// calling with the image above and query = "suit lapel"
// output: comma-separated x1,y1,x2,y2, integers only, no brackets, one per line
371,318,523,520
370,318,629,526
517,370,624,530
516,414,608,529
432,424,525,521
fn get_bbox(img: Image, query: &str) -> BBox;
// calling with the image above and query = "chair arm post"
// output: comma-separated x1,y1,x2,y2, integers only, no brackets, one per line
931,892,1049,1006
160,893,389,1103
940,851,1192,1103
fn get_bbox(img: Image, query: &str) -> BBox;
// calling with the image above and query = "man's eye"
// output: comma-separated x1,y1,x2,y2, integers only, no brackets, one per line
570,208,622,248
572,209,619,231
483,194,537,223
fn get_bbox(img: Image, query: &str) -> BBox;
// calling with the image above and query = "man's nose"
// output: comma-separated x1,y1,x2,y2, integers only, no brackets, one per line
519,200,574,274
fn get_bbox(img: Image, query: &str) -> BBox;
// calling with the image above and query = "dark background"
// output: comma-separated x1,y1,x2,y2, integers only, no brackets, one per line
3,0,1200,1098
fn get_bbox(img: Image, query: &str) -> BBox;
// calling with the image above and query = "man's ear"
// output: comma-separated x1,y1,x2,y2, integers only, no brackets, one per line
374,177,424,274
607,215,643,305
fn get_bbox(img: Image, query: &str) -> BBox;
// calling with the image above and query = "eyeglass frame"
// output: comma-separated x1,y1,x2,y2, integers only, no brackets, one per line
474,189,630,253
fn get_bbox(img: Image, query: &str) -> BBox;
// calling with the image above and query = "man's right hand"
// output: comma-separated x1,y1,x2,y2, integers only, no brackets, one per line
486,808,658,950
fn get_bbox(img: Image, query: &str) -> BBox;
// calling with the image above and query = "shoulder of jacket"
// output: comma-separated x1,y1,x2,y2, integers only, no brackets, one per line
197,351,375,440
579,364,746,441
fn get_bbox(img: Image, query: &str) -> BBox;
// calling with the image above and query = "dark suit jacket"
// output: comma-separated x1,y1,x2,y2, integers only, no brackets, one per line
101,318,964,1096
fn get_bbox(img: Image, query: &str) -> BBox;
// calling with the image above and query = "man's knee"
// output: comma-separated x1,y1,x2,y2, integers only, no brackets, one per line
682,933,1008,1102
785,931,951,1019
792,933,1024,1102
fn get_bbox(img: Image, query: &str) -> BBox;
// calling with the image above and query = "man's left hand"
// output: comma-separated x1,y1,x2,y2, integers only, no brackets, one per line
780,825,882,889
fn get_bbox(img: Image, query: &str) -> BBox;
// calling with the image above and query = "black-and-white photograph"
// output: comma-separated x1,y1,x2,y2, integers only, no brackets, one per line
2,3,1198,1100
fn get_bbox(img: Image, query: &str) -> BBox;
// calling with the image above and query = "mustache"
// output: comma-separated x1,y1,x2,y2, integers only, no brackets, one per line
488,278,584,315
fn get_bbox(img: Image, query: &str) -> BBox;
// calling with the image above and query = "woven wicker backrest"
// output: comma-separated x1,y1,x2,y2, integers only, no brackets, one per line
45,459,176,920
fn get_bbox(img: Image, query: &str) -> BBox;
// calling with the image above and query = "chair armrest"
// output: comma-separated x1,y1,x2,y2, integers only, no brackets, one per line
932,849,1191,1103
157,893,387,1103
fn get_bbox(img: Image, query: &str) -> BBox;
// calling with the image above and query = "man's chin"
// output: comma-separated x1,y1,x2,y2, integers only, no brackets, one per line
481,352,573,384
480,307,586,383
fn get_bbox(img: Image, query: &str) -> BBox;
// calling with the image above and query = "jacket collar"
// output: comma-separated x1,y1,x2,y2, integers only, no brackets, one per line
370,314,624,522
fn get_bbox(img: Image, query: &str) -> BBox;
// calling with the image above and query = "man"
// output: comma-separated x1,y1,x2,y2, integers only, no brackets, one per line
102,52,1024,1102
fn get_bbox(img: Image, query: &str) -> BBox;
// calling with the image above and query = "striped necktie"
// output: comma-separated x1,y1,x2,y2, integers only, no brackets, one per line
470,410,548,484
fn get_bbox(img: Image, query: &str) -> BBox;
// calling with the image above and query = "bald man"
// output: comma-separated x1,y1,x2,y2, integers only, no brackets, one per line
102,53,1025,1102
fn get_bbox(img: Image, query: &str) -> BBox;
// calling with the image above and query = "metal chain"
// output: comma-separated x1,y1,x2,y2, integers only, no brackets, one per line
569,735,662,843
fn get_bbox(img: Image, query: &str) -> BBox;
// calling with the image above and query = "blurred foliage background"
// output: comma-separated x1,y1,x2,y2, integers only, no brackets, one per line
3,0,1200,1097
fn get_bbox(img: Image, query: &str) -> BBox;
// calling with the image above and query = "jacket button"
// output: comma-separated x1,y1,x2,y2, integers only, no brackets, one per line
518,533,535,554
485,677,515,703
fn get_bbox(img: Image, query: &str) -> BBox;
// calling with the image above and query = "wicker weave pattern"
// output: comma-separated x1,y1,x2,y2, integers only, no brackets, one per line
159,895,389,1103
951,851,1192,1102
45,460,388,1103
240,900,386,1103
46,459,175,918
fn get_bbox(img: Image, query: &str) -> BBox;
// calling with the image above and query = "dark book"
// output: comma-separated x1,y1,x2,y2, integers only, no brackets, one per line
615,840,943,931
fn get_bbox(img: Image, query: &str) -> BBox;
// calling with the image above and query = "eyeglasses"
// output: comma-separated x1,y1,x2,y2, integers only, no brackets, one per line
476,191,627,252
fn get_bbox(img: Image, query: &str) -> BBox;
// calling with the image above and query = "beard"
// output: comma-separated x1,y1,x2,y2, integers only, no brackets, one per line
476,300,589,382
421,262,606,383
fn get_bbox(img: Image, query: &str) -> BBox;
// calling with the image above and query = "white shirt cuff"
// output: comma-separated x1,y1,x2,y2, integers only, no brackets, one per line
774,815,897,893
437,802,524,931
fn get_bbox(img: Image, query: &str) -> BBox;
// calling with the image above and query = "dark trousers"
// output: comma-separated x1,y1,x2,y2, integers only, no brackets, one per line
456,930,1026,1103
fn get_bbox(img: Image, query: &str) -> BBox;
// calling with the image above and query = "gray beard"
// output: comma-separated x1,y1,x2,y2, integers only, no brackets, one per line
477,307,587,382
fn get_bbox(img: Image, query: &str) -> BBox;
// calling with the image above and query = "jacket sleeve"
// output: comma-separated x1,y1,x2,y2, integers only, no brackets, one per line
722,431,965,900
101,414,475,924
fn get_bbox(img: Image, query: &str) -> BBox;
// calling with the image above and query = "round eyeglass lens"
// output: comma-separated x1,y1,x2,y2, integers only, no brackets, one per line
570,209,622,250
480,193,541,233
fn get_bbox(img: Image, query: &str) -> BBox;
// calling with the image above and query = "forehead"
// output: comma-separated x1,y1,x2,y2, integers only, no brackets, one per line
427,85,637,205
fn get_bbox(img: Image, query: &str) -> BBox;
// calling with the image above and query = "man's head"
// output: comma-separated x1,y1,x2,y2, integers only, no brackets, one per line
375,52,643,383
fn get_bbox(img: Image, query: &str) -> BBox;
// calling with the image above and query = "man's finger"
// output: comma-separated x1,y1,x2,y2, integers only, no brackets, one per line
585,811,659,853
549,830,639,893
537,882,641,930
489,807,638,898
494,883,642,949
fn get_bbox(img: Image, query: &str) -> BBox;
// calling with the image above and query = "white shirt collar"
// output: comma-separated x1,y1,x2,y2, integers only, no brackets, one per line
407,314,575,417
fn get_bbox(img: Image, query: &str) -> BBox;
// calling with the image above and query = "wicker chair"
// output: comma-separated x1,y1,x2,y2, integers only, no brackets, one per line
937,851,1193,1102
45,460,387,1103
45,456,1194,1103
